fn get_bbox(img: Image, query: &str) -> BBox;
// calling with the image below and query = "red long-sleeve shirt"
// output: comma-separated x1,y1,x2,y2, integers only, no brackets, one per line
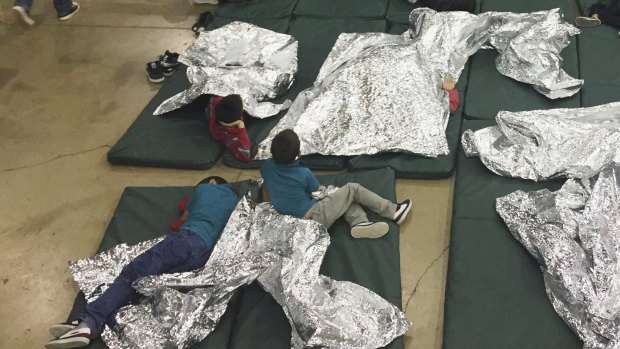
207,96,252,162
448,89,459,113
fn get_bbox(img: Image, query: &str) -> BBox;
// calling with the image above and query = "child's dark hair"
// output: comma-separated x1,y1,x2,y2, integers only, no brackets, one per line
196,176,228,189
270,129,300,164
214,94,243,124
421,0,476,13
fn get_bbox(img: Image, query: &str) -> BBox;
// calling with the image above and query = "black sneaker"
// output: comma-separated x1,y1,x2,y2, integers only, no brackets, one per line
146,61,165,83
58,2,80,21
49,320,79,338
393,199,412,225
162,65,175,77
159,50,180,68
44,326,91,349
192,11,214,35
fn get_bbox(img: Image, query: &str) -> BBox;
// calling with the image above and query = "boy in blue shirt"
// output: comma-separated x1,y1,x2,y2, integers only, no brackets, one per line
261,129,412,239
45,176,241,349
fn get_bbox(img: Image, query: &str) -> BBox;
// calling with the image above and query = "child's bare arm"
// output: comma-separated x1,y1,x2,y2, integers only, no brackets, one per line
261,184,271,202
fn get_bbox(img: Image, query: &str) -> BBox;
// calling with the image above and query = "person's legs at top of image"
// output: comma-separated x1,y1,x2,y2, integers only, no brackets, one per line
55,0,80,21
12,0,35,25
305,183,412,239
44,230,211,349
598,0,620,28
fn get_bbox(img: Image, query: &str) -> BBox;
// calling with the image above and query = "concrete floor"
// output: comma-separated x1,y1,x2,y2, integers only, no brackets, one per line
0,1,453,348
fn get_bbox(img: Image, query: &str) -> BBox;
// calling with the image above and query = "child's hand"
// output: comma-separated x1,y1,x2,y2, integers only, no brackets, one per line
442,76,456,91
233,120,245,129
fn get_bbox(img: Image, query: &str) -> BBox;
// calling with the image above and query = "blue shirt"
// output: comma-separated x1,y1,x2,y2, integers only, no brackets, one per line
260,158,320,218
180,184,239,249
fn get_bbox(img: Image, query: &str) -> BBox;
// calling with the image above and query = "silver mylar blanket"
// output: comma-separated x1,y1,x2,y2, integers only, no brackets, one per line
496,164,620,349
462,102,620,181
69,197,411,349
153,22,298,118
254,8,580,159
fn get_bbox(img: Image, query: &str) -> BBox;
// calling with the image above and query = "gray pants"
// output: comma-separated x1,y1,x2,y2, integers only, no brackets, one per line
306,183,396,228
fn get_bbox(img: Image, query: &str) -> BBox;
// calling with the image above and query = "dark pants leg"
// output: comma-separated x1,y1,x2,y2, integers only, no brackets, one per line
591,0,620,28
53,0,74,16
14,0,34,11
79,230,211,336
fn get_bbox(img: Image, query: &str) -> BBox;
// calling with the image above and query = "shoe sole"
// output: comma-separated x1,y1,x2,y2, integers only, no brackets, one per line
162,69,175,77
193,0,219,4
394,201,412,225
58,3,80,21
351,222,389,239
12,6,35,25
45,336,89,349
146,71,164,83
575,17,601,27
50,324,77,338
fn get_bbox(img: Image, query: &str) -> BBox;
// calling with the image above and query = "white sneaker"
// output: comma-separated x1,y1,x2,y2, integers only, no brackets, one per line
575,16,601,27
45,326,90,349
58,2,80,21
49,320,79,338
351,222,389,239
194,0,219,4
393,199,412,224
12,5,35,26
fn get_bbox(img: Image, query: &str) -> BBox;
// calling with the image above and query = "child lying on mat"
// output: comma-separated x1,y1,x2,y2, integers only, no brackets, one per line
45,176,238,349
260,129,413,239
207,94,252,162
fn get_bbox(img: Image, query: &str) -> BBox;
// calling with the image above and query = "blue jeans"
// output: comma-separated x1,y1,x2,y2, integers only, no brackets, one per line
14,0,74,16
80,230,211,336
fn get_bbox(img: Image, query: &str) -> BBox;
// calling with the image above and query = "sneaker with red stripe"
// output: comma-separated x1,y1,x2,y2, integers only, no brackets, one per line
45,326,90,349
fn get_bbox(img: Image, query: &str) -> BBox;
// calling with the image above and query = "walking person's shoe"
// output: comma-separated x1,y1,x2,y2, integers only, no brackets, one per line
12,5,35,26
44,326,91,349
575,16,601,27
58,2,80,21
393,199,412,225
49,320,79,338
351,222,389,239
159,50,180,68
146,61,165,83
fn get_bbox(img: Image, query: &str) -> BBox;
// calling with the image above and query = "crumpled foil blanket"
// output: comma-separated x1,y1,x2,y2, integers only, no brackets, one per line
153,22,298,118
462,102,620,181
496,164,620,349
69,197,410,349
254,8,580,159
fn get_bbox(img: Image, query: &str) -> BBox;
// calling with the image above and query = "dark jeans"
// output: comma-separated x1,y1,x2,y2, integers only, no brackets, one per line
591,0,620,29
80,230,211,336
14,0,74,16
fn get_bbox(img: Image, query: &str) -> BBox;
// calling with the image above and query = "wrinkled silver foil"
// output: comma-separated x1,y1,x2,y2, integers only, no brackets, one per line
69,197,410,349
462,102,620,181
154,22,298,118
496,164,620,349
254,8,580,159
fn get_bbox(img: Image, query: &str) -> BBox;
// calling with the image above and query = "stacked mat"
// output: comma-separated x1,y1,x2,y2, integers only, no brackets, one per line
442,119,582,349
108,0,469,178
66,168,404,349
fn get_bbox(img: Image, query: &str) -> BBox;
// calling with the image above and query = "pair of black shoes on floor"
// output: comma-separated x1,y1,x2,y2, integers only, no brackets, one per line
146,50,180,83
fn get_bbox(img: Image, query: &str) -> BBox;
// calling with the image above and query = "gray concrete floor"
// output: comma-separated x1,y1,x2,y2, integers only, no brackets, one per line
0,1,453,348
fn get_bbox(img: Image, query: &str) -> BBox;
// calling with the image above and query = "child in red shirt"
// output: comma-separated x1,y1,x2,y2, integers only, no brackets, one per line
207,94,252,162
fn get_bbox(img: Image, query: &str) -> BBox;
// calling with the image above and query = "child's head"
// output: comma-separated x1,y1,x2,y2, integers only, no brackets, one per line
195,176,228,189
270,129,300,164
215,94,244,124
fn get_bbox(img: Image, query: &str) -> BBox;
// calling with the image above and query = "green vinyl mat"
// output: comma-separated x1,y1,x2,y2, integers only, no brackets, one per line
67,168,404,349
578,25,620,107
443,119,581,349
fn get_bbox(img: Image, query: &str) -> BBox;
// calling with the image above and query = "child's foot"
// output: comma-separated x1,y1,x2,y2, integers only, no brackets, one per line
575,16,601,27
12,5,34,26
58,2,79,21
351,222,389,239
393,199,412,224
44,326,90,349
146,61,165,83
49,320,79,338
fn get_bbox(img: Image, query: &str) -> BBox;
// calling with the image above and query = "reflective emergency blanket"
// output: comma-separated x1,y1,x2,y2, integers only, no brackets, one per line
154,22,298,118
69,198,410,349
496,164,620,349
254,8,580,159
462,102,620,181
